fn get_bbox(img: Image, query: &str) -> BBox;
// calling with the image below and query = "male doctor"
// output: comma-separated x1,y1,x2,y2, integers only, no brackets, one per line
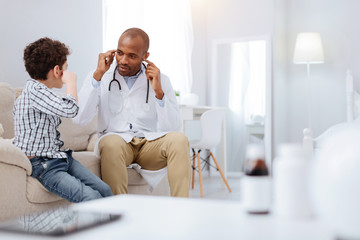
74,28,191,197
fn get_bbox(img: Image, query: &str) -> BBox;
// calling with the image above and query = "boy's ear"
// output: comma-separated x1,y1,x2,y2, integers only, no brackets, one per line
53,65,61,78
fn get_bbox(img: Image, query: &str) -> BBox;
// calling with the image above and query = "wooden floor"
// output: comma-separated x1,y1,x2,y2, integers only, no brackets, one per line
189,173,241,201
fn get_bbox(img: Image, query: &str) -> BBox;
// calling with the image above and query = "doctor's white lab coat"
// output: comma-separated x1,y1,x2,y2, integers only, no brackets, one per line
73,68,182,156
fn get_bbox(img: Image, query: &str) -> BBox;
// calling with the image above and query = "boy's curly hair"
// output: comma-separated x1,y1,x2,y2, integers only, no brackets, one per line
23,37,70,80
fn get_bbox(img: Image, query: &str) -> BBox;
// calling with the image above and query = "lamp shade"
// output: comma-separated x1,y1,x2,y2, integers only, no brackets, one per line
293,32,324,64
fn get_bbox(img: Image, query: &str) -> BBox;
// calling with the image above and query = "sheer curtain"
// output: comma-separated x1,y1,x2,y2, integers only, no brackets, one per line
243,41,266,123
227,43,250,171
103,0,194,94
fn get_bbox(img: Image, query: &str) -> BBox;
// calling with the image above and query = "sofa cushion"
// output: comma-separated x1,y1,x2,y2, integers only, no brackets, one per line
58,117,97,151
73,151,101,177
0,83,15,139
86,133,98,151
26,177,63,203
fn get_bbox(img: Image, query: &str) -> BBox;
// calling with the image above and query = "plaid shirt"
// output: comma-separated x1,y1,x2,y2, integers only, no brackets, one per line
13,79,79,158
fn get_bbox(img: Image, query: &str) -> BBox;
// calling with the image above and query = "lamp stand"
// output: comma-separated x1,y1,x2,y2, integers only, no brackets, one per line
303,63,313,156
306,62,312,130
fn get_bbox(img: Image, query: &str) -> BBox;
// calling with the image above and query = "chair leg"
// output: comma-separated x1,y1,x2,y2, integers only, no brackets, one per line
197,152,204,197
192,149,196,189
210,152,232,193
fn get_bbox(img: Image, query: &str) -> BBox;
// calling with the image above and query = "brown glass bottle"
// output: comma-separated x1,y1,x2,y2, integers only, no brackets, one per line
242,144,271,214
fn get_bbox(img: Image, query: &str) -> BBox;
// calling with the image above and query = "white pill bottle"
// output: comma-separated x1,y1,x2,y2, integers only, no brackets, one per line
273,143,312,218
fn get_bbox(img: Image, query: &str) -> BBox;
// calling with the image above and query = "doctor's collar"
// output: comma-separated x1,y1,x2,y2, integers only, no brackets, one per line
122,64,145,81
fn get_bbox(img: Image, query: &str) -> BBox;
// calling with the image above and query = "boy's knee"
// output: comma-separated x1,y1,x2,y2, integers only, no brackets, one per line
70,187,102,202
85,191,103,201
101,184,114,197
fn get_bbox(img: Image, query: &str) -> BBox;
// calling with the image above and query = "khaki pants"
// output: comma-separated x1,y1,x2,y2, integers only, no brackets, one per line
98,132,191,197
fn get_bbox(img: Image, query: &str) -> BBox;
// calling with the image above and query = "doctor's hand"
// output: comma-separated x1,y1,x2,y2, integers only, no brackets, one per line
144,59,164,100
93,50,116,81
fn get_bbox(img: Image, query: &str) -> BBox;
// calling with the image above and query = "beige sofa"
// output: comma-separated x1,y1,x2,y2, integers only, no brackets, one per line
0,83,169,221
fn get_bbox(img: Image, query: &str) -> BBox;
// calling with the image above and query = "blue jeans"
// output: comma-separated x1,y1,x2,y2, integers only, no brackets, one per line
30,150,113,203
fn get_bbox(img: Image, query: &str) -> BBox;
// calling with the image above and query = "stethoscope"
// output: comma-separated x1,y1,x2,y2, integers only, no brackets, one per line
108,63,150,114
109,63,149,103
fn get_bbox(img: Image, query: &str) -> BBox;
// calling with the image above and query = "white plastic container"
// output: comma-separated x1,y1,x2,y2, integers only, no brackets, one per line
242,144,271,214
273,143,312,218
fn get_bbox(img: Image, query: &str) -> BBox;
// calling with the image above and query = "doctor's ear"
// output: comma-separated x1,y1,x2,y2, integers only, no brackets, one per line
143,52,150,61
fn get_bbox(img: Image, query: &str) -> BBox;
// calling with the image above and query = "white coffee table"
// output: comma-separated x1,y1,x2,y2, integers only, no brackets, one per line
0,195,333,240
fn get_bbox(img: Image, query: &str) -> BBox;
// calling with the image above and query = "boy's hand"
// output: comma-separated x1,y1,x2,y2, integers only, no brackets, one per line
62,71,77,85
62,71,78,102
93,50,116,81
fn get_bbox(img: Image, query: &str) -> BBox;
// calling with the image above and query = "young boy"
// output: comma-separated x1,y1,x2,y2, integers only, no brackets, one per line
13,37,113,202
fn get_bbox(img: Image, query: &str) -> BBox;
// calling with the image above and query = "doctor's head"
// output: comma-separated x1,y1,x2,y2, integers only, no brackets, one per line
116,28,150,77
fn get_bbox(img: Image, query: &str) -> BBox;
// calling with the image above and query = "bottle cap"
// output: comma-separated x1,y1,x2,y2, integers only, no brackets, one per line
278,143,306,158
246,144,265,160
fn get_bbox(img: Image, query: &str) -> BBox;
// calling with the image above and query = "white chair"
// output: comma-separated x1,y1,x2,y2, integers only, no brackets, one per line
190,109,232,197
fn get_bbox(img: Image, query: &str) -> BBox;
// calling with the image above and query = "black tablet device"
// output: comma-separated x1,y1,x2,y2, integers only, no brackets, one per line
0,207,121,236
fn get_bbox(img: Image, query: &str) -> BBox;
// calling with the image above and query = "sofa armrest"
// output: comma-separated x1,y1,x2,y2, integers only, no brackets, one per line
0,138,31,175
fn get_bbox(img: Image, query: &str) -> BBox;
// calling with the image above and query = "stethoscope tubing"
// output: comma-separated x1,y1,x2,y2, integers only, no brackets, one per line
108,63,149,103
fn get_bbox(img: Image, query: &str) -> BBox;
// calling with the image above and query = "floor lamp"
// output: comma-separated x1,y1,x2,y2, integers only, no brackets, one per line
293,32,324,145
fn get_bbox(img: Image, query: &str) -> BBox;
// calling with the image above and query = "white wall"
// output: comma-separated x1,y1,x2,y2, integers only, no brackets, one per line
284,0,360,141
0,0,102,88
273,0,288,158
